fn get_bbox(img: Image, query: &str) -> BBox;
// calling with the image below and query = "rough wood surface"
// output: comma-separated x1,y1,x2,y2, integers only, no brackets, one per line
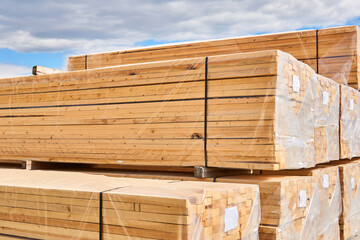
68,26,360,89
0,169,260,240
0,50,317,170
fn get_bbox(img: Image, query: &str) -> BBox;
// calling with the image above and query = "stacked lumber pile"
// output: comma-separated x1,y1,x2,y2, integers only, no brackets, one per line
333,161,360,240
68,26,360,89
215,175,318,240
0,50,317,170
315,75,340,163
0,169,260,240
340,85,360,159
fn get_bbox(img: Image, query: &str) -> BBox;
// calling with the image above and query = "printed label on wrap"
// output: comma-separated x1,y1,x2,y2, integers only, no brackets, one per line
224,206,239,232
293,75,301,93
322,174,330,189
323,91,329,105
299,190,307,208
350,99,354,111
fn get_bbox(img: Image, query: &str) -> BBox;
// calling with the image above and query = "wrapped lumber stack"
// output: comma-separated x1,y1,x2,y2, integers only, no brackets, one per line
0,169,260,240
215,175,319,240
0,50,317,170
314,75,340,163
256,165,342,239
340,85,360,159
334,161,360,240
68,26,360,89
318,26,360,89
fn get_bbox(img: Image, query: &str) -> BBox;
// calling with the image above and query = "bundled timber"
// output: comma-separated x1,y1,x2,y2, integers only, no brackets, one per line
314,75,340,163
0,169,260,240
340,85,360,159
215,175,319,240
206,50,316,169
326,160,360,240
68,26,360,89
254,165,341,240
318,26,360,89
0,50,317,170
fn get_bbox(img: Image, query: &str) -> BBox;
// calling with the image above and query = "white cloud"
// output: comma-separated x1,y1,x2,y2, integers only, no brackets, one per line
0,63,32,78
0,0,359,54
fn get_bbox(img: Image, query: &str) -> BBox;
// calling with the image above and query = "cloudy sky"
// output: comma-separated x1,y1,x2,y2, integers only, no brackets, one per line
1,0,360,78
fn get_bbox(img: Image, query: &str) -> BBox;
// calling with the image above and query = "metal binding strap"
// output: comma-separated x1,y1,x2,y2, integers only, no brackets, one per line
316,29,319,73
204,57,208,167
99,187,125,240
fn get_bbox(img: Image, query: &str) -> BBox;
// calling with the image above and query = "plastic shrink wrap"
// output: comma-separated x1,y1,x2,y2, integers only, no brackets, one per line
315,75,340,163
0,169,260,240
0,50,316,170
340,85,360,159
68,26,359,89
215,175,320,240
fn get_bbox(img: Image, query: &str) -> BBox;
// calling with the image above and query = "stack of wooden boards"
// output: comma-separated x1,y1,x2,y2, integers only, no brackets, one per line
68,161,360,240
68,26,360,89
0,169,260,240
0,49,326,170
2,25,360,240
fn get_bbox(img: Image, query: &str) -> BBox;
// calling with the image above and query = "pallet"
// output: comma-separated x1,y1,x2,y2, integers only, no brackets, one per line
0,50,317,170
0,169,260,240
215,175,318,240
340,85,360,159
315,75,340,164
68,26,360,89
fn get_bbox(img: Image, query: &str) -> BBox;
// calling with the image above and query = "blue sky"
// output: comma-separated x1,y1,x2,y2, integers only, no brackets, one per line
1,0,360,77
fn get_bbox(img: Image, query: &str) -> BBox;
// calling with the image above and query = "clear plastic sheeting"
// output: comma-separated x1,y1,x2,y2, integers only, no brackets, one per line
340,85,360,159
214,175,319,240
67,26,359,90
0,169,260,240
315,168,342,240
0,50,318,170
314,75,340,163
273,51,317,169
338,161,360,240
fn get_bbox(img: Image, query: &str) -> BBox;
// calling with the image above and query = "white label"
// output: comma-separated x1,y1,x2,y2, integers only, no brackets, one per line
293,75,301,93
351,177,356,190
350,99,354,111
323,91,330,105
224,206,239,232
299,190,307,208
322,174,330,189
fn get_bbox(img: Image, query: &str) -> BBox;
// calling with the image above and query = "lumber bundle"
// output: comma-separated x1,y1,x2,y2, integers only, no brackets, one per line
0,50,317,170
315,75,340,163
215,175,319,240
318,26,360,89
340,85,360,159
255,165,342,240
0,169,260,240
68,26,360,89
206,50,316,169
332,161,360,240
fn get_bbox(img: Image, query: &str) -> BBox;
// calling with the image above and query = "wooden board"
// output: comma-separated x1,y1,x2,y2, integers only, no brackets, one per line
0,50,317,170
315,75,340,164
0,169,260,240
340,85,360,159
215,175,317,239
68,26,360,89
